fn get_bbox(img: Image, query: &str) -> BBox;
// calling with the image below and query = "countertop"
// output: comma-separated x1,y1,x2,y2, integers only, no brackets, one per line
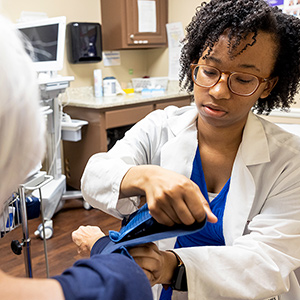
60,86,193,110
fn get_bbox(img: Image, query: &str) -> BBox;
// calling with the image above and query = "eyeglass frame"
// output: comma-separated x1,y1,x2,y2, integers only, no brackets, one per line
190,63,272,96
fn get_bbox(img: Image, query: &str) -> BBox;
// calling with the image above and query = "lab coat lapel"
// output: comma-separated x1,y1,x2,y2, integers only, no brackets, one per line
160,107,198,177
240,112,270,165
223,150,256,245
223,112,271,245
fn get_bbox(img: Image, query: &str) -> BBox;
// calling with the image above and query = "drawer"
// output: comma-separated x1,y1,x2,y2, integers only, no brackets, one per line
106,105,153,129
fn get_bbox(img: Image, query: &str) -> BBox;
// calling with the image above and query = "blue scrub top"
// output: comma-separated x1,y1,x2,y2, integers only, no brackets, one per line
176,146,230,248
160,146,231,299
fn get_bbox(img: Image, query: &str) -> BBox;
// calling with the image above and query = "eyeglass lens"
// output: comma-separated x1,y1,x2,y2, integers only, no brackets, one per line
193,65,260,95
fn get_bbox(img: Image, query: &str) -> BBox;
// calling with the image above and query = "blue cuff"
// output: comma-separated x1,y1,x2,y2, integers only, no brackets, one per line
90,236,111,256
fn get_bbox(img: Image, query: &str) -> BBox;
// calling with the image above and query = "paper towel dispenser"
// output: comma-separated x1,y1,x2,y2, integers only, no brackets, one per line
67,22,102,63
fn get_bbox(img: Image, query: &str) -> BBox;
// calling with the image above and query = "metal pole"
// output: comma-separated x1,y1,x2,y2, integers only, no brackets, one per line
39,187,50,278
18,186,33,278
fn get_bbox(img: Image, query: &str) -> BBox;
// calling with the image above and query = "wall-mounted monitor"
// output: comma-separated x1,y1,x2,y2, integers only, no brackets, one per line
16,16,66,73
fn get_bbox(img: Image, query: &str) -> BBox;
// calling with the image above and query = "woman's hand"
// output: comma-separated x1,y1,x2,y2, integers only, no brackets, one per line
72,225,105,256
120,165,217,226
128,243,178,286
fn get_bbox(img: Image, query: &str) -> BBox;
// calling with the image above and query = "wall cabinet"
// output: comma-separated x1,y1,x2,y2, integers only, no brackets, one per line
100,0,168,50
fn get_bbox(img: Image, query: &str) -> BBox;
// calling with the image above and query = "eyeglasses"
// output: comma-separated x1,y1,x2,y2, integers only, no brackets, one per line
190,64,271,96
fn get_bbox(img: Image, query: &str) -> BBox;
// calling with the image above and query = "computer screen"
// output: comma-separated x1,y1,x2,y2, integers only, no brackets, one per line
16,16,66,73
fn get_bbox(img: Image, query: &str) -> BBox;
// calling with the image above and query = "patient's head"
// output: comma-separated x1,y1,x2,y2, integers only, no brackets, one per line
0,15,45,211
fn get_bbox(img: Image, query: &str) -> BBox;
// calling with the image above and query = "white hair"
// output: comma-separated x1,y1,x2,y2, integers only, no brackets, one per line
0,15,45,210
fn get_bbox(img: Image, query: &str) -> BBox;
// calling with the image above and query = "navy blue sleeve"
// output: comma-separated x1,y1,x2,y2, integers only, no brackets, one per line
90,236,111,256
53,253,152,300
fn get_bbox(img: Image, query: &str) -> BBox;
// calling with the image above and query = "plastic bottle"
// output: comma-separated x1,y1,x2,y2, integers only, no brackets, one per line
103,76,117,96
94,69,103,98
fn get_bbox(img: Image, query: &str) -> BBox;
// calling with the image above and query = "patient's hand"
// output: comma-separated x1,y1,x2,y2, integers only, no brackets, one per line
129,243,178,287
72,225,105,256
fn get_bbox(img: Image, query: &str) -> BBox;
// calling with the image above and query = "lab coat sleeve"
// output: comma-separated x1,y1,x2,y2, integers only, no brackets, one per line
81,108,171,219
173,158,300,300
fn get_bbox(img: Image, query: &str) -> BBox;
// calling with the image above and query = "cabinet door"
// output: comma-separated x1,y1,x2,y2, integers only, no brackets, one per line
101,0,168,50
125,0,168,47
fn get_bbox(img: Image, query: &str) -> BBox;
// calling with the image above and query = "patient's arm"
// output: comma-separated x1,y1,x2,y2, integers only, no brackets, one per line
72,225,105,256
0,269,64,300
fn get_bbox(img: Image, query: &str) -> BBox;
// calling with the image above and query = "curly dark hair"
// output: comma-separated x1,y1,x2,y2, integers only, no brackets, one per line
179,0,300,114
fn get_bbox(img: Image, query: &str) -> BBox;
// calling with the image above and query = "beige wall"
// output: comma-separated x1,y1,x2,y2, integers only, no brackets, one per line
145,0,206,77
1,0,299,107
0,0,148,88
0,0,206,89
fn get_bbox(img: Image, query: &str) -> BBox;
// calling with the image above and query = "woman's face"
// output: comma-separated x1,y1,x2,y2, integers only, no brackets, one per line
194,31,278,129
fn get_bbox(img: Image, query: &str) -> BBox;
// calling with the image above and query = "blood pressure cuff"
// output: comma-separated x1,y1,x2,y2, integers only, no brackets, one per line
98,203,206,255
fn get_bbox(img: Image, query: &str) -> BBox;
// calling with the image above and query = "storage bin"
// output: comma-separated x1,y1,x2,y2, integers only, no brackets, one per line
131,77,168,92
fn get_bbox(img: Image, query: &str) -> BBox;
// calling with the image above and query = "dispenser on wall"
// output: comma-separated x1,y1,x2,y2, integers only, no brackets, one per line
67,22,102,63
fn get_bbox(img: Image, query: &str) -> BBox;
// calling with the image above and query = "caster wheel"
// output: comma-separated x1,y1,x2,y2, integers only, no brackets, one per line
34,220,53,239
83,201,92,210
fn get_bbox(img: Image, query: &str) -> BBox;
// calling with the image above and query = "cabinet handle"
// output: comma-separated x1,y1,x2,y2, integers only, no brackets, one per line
130,34,134,39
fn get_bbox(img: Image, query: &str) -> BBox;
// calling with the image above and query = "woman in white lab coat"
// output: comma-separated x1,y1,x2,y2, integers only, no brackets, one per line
81,1,300,299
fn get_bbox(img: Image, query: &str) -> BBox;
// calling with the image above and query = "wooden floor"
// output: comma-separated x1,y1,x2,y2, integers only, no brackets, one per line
0,199,121,278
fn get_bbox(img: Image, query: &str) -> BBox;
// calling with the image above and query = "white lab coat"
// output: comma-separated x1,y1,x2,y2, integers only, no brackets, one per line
81,105,300,300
